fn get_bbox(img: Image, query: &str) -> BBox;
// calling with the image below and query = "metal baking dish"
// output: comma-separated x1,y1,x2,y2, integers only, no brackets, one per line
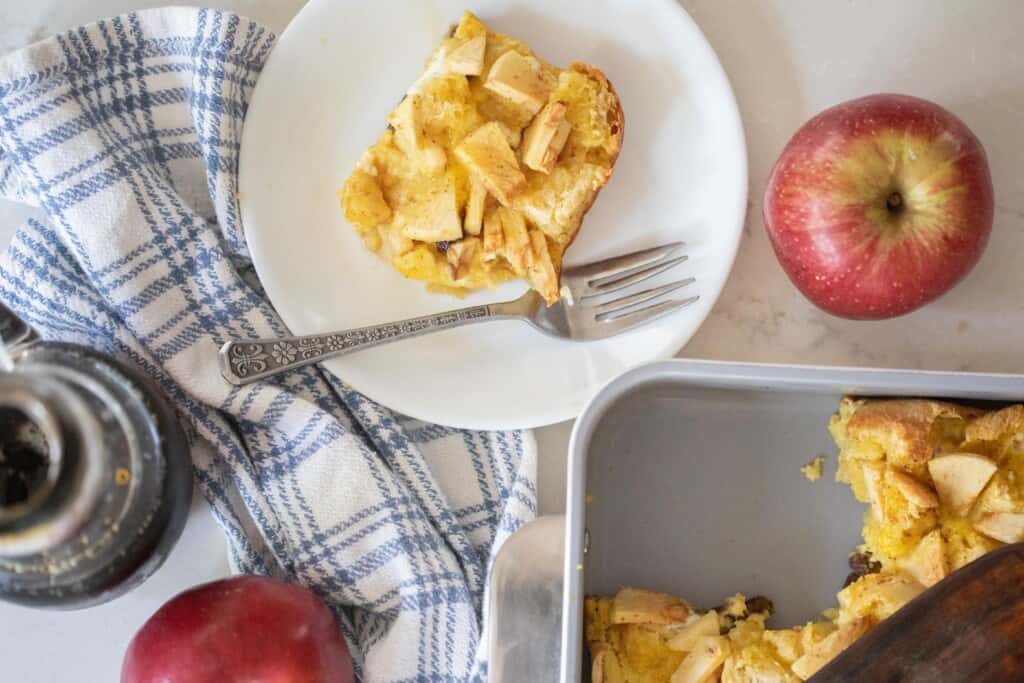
517,359,1024,682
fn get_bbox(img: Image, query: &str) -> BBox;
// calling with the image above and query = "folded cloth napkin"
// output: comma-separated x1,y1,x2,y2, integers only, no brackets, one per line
0,8,537,681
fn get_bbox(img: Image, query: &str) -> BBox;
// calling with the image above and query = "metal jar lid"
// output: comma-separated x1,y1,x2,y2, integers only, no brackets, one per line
0,340,192,608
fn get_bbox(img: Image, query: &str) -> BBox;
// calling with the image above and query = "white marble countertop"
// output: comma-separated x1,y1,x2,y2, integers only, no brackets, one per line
2,1,1023,680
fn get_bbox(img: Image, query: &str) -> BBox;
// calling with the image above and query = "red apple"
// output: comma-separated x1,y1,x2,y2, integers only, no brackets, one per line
121,575,354,683
763,94,993,319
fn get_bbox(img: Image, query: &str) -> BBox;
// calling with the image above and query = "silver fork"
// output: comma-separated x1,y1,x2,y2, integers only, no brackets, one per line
219,242,697,386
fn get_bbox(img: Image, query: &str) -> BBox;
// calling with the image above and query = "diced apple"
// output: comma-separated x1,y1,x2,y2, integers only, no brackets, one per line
892,470,939,509
498,208,530,275
974,512,1024,543
610,587,692,625
446,237,481,281
445,34,486,75
904,529,948,587
455,122,527,206
525,230,559,305
481,207,504,261
669,635,730,683
927,453,998,516
861,463,889,522
484,50,553,116
590,643,623,683
838,572,924,622
667,611,720,652
790,618,873,679
521,100,571,173
400,183,462,242
464,178,487,236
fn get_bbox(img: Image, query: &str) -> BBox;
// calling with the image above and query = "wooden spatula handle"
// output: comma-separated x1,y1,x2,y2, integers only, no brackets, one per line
811,543,1024,682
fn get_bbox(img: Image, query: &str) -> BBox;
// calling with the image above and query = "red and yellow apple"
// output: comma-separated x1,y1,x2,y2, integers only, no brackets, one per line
121,575,354,683
763,94,993,319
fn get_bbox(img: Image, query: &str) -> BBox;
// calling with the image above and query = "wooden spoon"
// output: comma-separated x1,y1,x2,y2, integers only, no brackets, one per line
810,543,1024,682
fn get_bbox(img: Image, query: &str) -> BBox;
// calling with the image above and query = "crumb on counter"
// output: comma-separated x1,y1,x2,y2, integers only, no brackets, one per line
801,455,825,482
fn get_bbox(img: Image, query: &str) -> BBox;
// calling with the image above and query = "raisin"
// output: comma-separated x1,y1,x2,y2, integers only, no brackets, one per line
745,595,774,617
435,241,451,253
842,572,861,589
848,551,882,576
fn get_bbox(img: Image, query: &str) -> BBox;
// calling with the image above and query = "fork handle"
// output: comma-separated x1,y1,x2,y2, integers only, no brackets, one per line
219,303,499,386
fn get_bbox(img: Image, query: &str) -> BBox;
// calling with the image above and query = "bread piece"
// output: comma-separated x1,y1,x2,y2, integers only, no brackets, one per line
835,399,983,468
399,181,462,242
611,588,693,626
340,169,391,230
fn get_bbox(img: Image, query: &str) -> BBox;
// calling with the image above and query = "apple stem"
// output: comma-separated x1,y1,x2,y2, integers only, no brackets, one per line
886,192,903,213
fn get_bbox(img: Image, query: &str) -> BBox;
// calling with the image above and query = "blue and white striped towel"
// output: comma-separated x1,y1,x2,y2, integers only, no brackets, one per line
0,8,537,681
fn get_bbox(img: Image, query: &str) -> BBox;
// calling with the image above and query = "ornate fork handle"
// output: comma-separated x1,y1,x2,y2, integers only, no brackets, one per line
219,304,496,386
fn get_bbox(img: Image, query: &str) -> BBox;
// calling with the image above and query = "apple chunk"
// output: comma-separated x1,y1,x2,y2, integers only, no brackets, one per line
904,529,948,587
521,101,571,173
891,470,939,509
667,611,720,652
791,618,873,679
973,512,1024,543
445,35,486,75
670,635,731,683
455,122,527,206
927,453,997,516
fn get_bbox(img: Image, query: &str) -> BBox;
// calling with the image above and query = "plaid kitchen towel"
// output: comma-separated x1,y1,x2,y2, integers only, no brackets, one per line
0,8,537,681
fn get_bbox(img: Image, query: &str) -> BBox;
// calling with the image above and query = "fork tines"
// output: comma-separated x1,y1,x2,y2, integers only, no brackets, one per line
564,242,698,332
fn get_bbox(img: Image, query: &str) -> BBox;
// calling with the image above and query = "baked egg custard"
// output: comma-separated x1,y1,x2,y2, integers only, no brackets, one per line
339,11,623,304
585,398,1024,682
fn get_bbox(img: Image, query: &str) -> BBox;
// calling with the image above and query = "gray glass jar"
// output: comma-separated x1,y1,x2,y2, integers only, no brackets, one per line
0,304,191,608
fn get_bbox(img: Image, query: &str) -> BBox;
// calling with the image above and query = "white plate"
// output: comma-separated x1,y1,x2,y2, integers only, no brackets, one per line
239,0,747,430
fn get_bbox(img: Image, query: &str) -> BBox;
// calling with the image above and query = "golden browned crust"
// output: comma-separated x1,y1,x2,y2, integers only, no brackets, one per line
966,404,1024,442
569,63,626,166
845,399,985,465
557,62,625,259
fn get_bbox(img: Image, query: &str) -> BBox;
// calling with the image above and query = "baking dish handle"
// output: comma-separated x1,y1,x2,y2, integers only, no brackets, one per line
487,515,565,683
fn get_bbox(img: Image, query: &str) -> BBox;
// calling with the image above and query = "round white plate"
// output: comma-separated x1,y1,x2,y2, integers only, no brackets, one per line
239,0,747,430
